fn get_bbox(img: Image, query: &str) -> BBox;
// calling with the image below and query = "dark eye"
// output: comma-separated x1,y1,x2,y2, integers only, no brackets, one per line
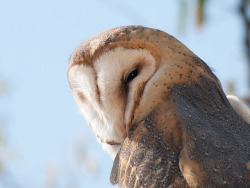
126,69,138,83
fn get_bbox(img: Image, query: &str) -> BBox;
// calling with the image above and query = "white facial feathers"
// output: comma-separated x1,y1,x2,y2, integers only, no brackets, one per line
68,47,158,158
94,47,157,132
68,64,123,158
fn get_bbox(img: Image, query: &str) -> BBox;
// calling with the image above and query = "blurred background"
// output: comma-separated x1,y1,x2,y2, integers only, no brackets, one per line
0,0,249,187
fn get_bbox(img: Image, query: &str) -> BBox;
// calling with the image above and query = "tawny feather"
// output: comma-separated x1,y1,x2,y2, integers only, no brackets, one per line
68,26,250,187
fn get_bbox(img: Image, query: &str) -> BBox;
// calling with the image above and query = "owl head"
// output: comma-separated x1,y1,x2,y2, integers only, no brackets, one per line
67,26,221,159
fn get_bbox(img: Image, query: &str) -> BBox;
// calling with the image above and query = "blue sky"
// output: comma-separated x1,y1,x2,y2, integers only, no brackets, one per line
0,0,248,187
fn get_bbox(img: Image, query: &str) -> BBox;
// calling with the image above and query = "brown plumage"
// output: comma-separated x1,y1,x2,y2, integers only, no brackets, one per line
67,26,250,187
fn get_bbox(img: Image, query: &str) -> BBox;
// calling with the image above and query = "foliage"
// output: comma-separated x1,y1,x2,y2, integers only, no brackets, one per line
196,0,206,27
179,0,250,91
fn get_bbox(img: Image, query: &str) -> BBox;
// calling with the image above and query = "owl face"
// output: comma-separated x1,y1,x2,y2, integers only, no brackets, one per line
68,46,160,158
67,26,219,159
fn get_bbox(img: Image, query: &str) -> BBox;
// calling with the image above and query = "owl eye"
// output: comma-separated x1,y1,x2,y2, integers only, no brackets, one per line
126,69,138,83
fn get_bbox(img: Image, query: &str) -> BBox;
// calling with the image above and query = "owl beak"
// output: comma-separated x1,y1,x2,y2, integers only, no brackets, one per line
115,123,127,139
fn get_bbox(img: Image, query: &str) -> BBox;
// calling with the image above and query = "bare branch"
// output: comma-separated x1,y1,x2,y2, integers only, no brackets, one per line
239,0,250,89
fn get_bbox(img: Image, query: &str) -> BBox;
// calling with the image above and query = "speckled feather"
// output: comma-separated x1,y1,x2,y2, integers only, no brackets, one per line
110,102,188,187
68,26,250,187
173,76,250,187
110,75,250,187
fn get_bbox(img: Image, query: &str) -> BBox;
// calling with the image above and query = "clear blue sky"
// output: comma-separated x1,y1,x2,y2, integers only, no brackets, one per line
0,0,248,187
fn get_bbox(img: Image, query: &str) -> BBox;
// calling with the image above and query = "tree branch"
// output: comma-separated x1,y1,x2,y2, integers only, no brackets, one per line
239,0,250,89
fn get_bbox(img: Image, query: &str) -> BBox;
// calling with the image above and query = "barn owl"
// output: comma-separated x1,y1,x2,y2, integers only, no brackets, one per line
67,26,250,187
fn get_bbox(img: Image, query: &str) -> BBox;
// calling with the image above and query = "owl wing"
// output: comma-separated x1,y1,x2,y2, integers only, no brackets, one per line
173,75,250,186
110,75,250,187
110,117,188,188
